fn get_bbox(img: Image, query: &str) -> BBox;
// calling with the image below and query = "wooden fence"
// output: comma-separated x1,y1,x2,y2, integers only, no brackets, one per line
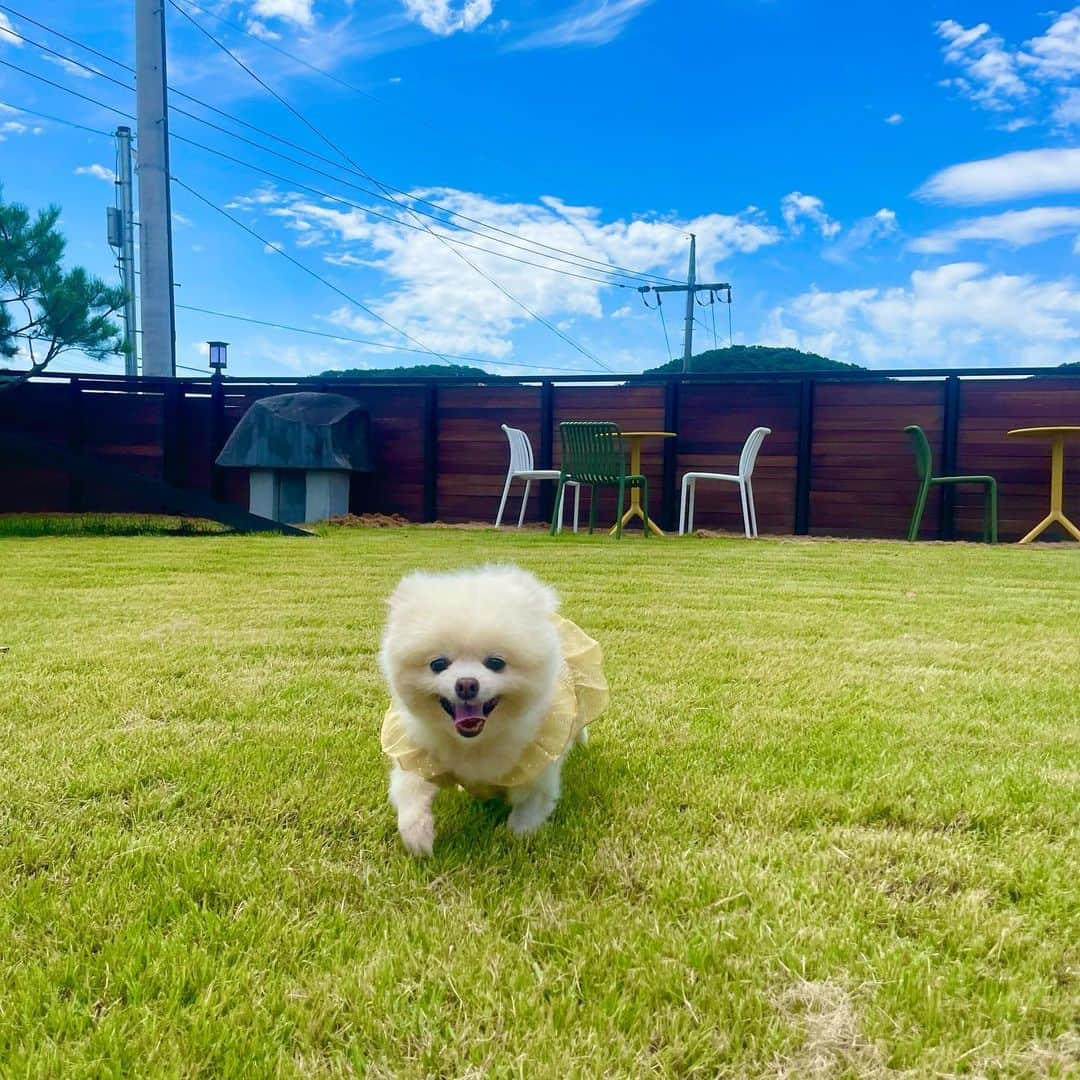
1,369,1078,541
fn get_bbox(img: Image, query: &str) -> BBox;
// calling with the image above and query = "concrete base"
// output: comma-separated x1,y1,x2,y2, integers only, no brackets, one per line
305,470,350,522
248,468,350,524
249,469,278,520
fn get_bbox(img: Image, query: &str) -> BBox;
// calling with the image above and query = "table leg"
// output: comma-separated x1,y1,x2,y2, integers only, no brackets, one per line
609,437,666,535
1018,435,1080,543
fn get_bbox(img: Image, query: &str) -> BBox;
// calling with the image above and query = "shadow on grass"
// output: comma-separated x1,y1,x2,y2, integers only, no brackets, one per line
0,514,237,538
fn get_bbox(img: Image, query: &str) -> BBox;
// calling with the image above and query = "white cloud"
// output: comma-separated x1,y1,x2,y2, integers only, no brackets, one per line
916,148,1080,204
824,208,898,263
781,192,841,239
611,304,632,319
910,207,1080,254
1020,6,1080,81
0,118,42,141
936,9,1080,129
509,0,651,50
243,184,778,360
763,263,1080,368
884,113,903,125
0,12,21,47
251,0,314,29
1052,86,1080,127
936,18,1032,112
401,0,493,36
41,53,96,79
74,163,115,182
245,20,282,41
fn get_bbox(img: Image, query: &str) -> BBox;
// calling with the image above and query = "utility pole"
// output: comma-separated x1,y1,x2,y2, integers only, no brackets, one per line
682,233,696,370
638,234,731,373
135,0,176,377
115,126,138,375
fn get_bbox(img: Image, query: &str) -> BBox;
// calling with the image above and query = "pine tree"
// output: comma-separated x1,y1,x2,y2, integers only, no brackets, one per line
1,184,125,389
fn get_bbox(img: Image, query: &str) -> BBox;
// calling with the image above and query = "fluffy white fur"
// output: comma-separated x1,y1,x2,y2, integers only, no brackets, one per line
379,565,581,856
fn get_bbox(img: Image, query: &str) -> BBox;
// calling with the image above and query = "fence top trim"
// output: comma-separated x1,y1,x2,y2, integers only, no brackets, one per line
4,366,1080,392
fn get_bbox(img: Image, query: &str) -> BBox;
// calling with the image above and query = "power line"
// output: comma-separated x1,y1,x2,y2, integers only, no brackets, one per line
171,176,455,366
166,129,640,288
174,304,592,373
169,0,615,373
0,69,624,370
0,15,658,290
0,58,641,296
0,99,114,138
0,2,678,287
0,55,136,122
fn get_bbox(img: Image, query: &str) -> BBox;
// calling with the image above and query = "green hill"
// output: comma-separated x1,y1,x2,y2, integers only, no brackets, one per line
645,344,866,375
320,363,489,378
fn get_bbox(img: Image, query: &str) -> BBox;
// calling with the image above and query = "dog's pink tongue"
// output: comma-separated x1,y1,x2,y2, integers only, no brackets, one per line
453,701,485,735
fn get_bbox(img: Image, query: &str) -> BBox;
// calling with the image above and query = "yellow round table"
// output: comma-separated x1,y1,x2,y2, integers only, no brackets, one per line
1006,427,1080,543
609,431,676,537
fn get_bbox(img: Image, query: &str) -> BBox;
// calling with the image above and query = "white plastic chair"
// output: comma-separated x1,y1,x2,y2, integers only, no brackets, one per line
495,425,580,532
679,426,771,538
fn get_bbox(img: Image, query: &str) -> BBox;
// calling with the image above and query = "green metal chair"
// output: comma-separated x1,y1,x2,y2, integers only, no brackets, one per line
904,424,997,543
550,421,650,538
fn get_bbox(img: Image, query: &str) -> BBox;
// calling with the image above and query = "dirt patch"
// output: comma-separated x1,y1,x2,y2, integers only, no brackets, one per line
325,513,412,528
772,979,891,1078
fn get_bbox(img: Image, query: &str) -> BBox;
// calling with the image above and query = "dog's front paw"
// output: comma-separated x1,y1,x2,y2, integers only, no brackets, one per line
507,795,556,836
398,812,435,857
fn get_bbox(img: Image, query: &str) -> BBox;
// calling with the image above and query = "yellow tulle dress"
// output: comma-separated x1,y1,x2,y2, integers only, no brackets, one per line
381,614,608,798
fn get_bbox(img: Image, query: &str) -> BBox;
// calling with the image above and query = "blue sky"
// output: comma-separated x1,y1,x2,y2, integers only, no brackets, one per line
1,0,1078,376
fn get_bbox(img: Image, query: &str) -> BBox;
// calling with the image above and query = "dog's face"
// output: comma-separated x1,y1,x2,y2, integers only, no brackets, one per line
380,566,561,742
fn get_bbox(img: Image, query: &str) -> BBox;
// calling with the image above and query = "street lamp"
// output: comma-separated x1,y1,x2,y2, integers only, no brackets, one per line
207,340,229,374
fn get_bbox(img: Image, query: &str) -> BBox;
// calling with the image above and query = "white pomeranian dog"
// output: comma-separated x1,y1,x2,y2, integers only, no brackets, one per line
378,565,608,856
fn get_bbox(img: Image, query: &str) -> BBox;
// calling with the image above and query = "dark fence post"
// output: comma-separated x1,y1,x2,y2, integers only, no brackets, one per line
162,382,183,489
538,379,554,524
794,378,815,535
661,377,679,532
68,377,83,511
210,374,226,501
939,375,960,540
423,383,438,522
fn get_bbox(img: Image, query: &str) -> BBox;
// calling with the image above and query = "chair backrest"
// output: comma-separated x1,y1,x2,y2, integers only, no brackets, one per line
559,421,626,484
501,424,535,474
904,425,933,482
738,426,772,479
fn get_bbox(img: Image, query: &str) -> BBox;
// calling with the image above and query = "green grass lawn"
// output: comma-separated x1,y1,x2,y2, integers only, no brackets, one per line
1,524,1078,1077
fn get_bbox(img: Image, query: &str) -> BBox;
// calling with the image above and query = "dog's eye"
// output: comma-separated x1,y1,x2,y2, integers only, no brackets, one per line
483,657,506,672
429,657,450,673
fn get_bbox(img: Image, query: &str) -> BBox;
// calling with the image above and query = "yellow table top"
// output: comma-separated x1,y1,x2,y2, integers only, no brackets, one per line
621,431,677,439
1007,426,1080,438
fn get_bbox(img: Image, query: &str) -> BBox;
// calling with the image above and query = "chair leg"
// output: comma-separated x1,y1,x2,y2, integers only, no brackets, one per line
640,479,650,538
688,478,696,533
739,480,751,539
495,473,513,527
555,483,566,534
517,479,531,528
615,481,625,539
679,477,688,535
747,477,759,538
986,479,998,544
588,486,598,535
549,477,565,537
572,485,581,533
907,480,930,542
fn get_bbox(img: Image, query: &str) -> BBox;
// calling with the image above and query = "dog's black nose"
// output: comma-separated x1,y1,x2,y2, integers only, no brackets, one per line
455,677,479,701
